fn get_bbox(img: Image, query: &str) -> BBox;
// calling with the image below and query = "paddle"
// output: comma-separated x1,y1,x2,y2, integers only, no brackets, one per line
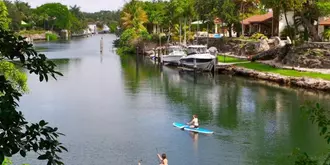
156,148,160,164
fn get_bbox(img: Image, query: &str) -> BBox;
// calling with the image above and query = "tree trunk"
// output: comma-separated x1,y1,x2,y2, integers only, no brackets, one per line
229,24,233,37
153,24,156,34
188,18,191,33
283,7,292,39
179,18,182,44
157,24,160,34
184,17,187,45
167,26,171,44
300,12,321,41
272,8,280,36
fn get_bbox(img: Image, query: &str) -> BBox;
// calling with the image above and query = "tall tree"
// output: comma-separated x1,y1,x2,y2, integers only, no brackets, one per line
220,0,239,37
0,0,11,29
143,2,166,34
69,5,87,33
34,3,71,30
4,0,33,30
121,0,148,32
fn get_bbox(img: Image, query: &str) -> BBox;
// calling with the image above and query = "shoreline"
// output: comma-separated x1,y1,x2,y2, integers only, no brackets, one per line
218,65,330,92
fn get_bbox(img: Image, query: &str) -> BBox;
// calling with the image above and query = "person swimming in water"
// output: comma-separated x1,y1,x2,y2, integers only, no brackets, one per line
187,114,199,128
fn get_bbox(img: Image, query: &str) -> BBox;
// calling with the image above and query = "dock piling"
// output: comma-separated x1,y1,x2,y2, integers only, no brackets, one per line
157,49,161,64
100,37,103,53
153,48,156,63
212,56,218,75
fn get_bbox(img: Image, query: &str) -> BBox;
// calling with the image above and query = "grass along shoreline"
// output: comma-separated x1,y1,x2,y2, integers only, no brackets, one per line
235,62,330,81
217,55,247,63
217,55,330,81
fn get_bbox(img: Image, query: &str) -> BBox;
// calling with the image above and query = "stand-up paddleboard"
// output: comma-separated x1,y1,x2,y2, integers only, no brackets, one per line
173,122,213,134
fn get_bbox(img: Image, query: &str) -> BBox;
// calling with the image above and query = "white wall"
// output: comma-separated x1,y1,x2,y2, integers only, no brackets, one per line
278,11,295,37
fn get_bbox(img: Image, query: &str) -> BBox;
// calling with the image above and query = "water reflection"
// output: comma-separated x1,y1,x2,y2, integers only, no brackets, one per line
120,57,329,164
18,35,329,165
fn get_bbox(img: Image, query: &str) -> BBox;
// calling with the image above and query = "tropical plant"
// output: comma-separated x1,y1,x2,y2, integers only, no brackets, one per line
295,103,330,165
322,29,330,41
34,3,71,30
0,0,11,29
0,26,67,165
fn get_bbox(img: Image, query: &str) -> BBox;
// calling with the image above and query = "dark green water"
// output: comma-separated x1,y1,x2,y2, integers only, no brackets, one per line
15,35,329,165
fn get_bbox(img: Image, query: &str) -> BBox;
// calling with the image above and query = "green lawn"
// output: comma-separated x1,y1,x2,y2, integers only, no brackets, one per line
235,62,330,81
217,55,247,63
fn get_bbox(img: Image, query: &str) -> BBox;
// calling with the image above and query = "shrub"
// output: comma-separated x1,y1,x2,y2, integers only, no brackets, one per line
45,32,58,41
250,32,268,40
280,26,295,39
322,29,330,41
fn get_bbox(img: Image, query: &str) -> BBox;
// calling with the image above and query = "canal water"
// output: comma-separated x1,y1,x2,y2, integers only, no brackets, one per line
16,35,329,165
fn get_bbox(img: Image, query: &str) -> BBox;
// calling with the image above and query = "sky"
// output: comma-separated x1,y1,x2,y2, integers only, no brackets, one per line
24,0,126,12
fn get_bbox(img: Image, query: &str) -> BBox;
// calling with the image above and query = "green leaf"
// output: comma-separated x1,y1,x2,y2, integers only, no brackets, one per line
39,74,44,82
59,146,68,152
0,152,4,164
33,143,38,152
20,150,26,157
39,120,47,126
37,154,48,160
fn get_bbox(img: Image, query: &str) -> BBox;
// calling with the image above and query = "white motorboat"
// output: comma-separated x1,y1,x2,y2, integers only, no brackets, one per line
162,46,186,65
179,45,216,71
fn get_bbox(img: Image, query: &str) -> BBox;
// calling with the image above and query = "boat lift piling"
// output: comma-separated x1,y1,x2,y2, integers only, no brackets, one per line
157,49,161,64
100,37,103,53
193,58,197,74
136,46,139,68
212,57,218,75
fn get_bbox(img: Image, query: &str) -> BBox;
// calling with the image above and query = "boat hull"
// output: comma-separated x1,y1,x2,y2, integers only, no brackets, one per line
163,55,185,65
180,55,216,71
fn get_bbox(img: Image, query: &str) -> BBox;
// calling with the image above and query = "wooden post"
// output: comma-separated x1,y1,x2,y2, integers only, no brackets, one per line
157,49,161,64
164,47,168,55
136,47,139,71
206,23,209,48
160,50,163,65
153,48,156,63
100,37,103,53
193,58,197,74
193,58,197,69
143,43,145,58
212,57,218,75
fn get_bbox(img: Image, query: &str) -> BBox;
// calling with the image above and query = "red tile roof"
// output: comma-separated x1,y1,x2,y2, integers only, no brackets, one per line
319,18,330,25
242,12,273,25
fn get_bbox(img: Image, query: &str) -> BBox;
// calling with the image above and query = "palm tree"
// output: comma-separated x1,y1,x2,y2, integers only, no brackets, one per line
121,0,148,33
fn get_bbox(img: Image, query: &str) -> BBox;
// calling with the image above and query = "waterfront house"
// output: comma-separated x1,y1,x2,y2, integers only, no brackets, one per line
242,12,273,37
88,24,97,34
243,11,330,41
318,17,330,40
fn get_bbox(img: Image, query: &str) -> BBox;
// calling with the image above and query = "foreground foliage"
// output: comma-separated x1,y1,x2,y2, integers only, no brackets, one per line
296,103,330,165
0,27,67,165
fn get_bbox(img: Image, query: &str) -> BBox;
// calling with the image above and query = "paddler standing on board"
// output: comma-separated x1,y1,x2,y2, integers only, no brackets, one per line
187,115,199,128
157,153,168,165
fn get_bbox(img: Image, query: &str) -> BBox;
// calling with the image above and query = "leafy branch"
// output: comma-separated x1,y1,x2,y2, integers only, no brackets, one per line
0,27,66,165
294,102,330,165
